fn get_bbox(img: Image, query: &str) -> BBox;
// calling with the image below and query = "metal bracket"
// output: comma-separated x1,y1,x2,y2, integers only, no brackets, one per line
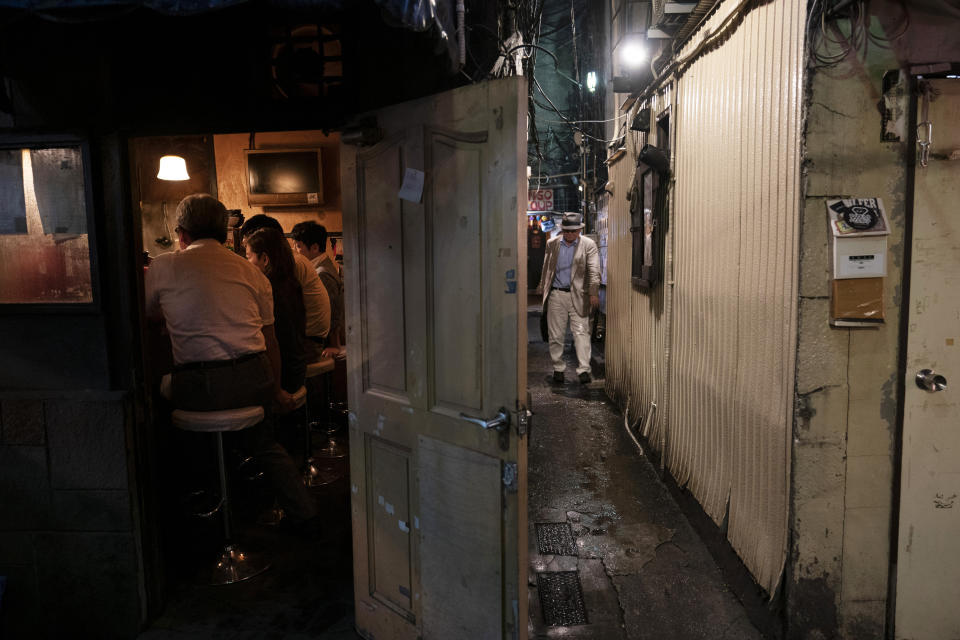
342,117,382,147
516,408,531,437
502,462,518,493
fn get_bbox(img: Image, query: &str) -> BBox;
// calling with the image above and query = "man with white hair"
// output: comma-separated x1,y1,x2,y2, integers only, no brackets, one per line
538,212,600,384
145,193,317,529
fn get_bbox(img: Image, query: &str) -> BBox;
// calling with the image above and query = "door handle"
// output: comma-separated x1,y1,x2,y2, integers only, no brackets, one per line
916,369,948,393
458,407,511,432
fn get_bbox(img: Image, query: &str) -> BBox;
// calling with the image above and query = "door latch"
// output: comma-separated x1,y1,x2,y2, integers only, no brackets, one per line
517,408,531,437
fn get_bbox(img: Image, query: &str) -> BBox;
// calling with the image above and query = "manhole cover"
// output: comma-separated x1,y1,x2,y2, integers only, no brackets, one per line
535,522,578,556
537,571,588,626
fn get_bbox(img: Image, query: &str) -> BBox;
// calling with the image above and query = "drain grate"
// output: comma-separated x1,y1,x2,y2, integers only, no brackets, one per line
535,522,578,556
537,571,588,626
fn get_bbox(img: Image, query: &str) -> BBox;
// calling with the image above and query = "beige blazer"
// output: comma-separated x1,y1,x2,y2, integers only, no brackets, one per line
538,233,600,317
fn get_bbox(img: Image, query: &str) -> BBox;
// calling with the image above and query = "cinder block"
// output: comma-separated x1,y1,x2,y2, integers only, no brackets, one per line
0,562,42,639
790,496,844,583
0,532,32,564
45,399,128,490
846,361,896,458
844,455,892,510
799,198,831,299
51,490,132,532
793,440,846,504
0,399,45,446
795,384,848,445
840,599,886,640
841,506,891,602
34,532,140,638
0,446,51,530
797,298,849,393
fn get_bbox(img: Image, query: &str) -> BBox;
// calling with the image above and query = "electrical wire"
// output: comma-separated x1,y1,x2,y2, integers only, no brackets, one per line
532,80,627,145
807,0,911,68
539,115,622,125
506,43,581,87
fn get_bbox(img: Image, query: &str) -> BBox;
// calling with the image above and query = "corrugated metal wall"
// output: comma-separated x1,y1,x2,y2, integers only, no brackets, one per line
605,0,804,594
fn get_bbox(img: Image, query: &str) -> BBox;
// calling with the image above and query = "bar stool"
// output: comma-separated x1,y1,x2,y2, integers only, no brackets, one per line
303,356,335,486
317,348,349,460
161,375,271,585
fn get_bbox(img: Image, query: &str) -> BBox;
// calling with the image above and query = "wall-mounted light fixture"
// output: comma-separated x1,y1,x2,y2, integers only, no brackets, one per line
586,71,598,93
157,155,189,181
620,41,647,69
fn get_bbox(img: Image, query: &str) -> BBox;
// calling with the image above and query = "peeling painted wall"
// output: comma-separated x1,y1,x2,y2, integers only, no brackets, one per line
792,3,960,638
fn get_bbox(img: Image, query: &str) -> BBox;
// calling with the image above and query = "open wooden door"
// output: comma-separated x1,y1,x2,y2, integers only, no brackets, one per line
894,77,960,639
341,77,529,640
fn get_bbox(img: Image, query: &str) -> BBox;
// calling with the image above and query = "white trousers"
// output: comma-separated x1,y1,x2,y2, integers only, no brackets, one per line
547,290,592,374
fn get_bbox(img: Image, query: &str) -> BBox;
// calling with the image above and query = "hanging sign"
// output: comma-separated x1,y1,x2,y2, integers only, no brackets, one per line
528,188,554,211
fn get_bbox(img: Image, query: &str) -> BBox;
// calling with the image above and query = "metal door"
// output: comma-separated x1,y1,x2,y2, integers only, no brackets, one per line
895,77,960,639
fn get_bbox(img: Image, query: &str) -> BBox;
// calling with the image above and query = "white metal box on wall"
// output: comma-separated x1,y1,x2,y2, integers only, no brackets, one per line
828,197,890,279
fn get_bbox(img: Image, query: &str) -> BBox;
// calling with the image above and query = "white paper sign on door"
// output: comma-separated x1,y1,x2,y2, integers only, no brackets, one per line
399,168,425,203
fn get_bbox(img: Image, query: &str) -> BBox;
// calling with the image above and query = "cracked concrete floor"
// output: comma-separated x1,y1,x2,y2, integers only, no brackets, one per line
527,310,763,640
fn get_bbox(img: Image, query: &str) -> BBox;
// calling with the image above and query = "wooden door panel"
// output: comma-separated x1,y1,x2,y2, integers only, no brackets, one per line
369,437,415,617
430,134,484,411
419,436,502,640
359,139,409,398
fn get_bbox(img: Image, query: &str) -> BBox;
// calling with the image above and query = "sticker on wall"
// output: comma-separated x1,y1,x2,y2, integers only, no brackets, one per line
505,268,517,293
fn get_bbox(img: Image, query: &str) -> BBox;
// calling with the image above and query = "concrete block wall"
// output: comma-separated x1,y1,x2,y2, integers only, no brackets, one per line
0,393,140,639
790,14,907,637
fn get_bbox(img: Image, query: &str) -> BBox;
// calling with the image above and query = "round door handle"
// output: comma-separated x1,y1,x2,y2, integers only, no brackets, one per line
916,369,948,393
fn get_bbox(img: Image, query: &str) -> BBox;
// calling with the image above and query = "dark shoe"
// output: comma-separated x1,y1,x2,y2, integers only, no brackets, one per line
552,371,565,384
578,372,592,384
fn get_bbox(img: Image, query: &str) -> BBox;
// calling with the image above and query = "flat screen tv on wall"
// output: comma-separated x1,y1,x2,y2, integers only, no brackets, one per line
245,148,324,207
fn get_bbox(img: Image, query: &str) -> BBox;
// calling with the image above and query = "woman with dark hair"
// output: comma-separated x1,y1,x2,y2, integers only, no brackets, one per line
245,227,307,411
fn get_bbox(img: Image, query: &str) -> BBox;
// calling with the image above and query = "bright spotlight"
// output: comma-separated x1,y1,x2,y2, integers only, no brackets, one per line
621,41,647,69
586,71,597,92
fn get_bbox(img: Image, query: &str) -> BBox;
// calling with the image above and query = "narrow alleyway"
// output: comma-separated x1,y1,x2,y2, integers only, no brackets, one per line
526,304,766,639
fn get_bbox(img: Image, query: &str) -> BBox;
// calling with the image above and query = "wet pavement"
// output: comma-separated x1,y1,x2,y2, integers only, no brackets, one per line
137,306,765,640
526,305,765,639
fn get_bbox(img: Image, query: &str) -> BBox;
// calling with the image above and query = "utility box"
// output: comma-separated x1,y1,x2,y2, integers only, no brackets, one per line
827,198,890,324
833,235,887,278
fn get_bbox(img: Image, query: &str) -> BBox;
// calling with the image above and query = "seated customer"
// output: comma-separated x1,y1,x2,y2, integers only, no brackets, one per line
291,220,344,359
145,193,316,525
240,215,330,359
244,228,307,402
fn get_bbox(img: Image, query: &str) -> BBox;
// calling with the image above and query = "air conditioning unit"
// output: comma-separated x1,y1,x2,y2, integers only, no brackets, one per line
649,0,698,38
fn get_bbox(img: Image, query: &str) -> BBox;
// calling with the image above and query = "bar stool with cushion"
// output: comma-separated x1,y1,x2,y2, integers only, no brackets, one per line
303,356,335,486
161,374,271,585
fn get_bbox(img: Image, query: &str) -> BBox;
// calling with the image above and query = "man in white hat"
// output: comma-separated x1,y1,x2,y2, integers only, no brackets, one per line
538,212,600,384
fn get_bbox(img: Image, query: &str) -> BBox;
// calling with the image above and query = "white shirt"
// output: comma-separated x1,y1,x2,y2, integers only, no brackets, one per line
145,239,273,365
293,252,331,339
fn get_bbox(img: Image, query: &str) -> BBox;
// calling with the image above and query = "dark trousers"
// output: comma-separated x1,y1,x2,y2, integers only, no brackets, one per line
170,353,317,523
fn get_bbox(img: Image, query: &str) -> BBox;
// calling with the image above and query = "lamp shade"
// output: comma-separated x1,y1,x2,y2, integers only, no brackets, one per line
157,155,190,181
